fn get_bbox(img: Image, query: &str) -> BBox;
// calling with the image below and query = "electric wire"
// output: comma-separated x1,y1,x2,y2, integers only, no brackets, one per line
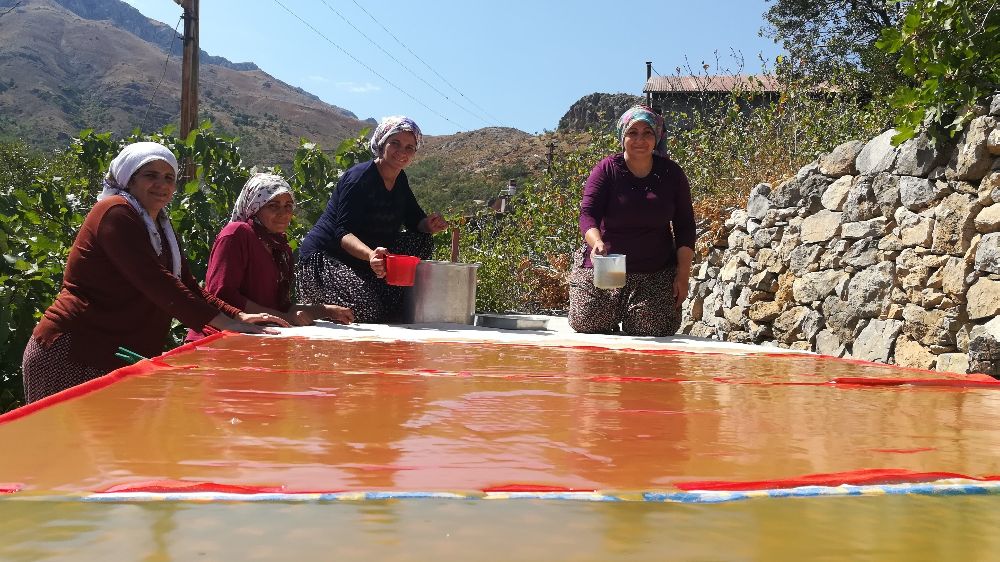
348,0,504,125
318,0,491,127
142,15,183,133
272,0,465,129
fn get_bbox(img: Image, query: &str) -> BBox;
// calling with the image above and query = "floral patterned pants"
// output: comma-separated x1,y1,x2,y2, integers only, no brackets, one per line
568,257,680,337
295,232,432,323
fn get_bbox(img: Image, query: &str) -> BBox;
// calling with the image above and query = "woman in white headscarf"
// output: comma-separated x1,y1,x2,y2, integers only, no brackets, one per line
190,173,353,340
22,142,287,403
296,116,449,323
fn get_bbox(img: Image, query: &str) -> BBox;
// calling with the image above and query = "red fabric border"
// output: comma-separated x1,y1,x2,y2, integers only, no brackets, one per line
482,484,597,493
0,332,232,426
833,377,1000,389
100,479,283,494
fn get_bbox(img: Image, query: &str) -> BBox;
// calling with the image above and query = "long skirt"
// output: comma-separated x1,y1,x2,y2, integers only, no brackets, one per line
567,251,681,337
295,232,432,323
22,334,113,404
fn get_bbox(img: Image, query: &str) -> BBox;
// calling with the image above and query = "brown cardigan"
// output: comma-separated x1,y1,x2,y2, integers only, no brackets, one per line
33,197,241,369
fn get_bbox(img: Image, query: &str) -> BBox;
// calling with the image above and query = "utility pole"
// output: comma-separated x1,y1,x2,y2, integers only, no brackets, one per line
175,0,199,181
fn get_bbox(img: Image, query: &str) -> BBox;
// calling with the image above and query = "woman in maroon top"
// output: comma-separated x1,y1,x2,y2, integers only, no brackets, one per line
191,173,353,340
568,105,697,336
22,142,286,403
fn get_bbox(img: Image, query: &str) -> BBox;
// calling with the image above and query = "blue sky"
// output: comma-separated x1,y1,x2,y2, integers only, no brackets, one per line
121,0,784,136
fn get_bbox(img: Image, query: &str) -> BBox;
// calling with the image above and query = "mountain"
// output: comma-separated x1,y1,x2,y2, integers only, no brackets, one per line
0,0,371,165
557,92,644,133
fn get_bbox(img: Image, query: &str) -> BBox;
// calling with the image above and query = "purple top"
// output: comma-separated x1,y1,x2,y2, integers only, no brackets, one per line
579,154,696,273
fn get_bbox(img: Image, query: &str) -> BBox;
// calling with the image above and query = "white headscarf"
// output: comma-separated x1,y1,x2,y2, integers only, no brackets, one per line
96,141,182,278
230,173,294,223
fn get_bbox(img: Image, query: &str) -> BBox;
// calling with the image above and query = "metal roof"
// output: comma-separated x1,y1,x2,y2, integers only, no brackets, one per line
644,74,783,93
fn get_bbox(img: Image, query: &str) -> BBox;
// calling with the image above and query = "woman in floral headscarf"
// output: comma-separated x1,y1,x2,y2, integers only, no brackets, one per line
190,173,354,340
568,105,696,337
296,116,448,323
21,142,287,403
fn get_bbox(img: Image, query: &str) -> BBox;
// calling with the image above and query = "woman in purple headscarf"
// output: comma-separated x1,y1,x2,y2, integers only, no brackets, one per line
296,116,448,323
568,105,696,337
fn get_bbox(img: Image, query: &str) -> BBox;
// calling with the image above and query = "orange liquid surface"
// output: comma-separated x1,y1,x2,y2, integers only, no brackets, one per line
3,336,1000,494
4,335,1000,560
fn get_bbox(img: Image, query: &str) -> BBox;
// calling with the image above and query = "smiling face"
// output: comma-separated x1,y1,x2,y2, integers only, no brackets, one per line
127,160,176,216
255,192,294,234
380,131,418,172
622,121,657,161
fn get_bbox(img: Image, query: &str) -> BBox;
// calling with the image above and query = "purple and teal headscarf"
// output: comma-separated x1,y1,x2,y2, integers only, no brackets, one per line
369,116,423,158
616,105,668,157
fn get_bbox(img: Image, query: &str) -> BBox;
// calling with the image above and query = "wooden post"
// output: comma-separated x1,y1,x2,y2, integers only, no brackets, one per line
176,0,199,183
450,228,460,263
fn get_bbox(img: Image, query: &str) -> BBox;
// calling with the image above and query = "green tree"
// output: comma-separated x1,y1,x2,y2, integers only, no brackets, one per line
762,0,911,94
877,0,1000,143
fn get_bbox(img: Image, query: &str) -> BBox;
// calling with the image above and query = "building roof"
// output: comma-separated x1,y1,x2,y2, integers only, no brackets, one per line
644,74,782,94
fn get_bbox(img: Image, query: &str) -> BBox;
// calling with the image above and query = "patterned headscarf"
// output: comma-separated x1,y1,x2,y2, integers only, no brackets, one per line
369,115,423,158
230,173,294,223
616,105,668,157
96,141,182,278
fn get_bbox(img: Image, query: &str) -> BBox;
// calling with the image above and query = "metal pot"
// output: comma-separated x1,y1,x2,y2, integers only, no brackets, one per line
403,260,479,324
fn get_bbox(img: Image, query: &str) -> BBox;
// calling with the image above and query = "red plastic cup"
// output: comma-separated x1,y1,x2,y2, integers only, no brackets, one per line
385,254,420,286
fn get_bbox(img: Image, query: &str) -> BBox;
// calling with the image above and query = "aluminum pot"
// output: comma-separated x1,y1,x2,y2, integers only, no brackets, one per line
402,260,479,324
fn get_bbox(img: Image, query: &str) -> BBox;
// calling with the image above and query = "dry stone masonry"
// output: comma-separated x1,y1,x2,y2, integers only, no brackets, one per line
681,94,1000,376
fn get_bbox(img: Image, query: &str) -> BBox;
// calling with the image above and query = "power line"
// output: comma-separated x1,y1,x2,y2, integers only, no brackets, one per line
317,0,492,127
272,0,466,130
142,15,183,133
348,0,504,126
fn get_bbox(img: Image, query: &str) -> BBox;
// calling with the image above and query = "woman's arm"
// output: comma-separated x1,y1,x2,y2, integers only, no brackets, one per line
580,159,614,254
340,232,388,277
673,246,694,308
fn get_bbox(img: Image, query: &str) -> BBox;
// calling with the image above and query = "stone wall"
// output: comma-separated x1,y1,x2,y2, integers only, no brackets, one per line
681,94,1000,375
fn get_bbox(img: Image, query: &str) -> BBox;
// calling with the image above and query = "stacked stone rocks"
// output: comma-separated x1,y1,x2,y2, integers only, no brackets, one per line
682,95,1000,375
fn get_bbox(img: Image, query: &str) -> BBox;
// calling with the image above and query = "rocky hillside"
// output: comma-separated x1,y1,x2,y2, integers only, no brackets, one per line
0,0,370,165
557,92,643,132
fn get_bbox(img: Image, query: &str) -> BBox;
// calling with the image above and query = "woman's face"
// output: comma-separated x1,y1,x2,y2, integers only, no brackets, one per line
255,193,294,234
381,131,418,171
622,121,656,160
127,160,176,216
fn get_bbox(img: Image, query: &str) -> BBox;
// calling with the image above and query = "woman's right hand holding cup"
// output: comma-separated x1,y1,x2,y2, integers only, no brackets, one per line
370,246,388,278
591,239,608,256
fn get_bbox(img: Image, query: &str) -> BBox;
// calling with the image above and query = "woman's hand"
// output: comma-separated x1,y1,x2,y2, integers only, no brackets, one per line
584,227,607,256
673,246,694,309
672,274,690,309
421,212,449,234
321,304,354,324
591,239,608,256
208,313,282,335
238,312,291,327
292,309,315,326
370,247,388,277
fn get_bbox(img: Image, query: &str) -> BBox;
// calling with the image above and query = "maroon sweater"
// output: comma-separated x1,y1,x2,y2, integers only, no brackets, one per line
579,154,697,273
33,197,240,369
